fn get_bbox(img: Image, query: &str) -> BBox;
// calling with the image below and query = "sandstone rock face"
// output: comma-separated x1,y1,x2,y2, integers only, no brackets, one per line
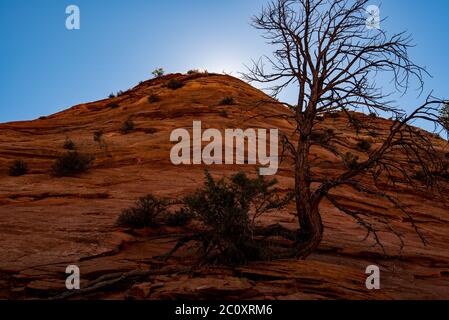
0,73,448,299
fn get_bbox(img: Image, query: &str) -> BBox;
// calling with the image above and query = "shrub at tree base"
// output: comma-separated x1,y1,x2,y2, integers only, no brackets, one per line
176,171,292,265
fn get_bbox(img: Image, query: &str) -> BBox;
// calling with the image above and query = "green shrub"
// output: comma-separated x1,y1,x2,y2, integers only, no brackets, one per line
93,130,104,143
9,160,28,177
349,117,363,134
152,68,165,78
107,102,120,109
51,151,94,177
182,171,291,265
165,209,192,227
108,93,116,99
166,79,184,90
187,69,199,75
117,194,168,228
344,152,359,170
63,138,76,150
219,97,235,105
148,94,160,103
357,139,372,152
121,119,135,134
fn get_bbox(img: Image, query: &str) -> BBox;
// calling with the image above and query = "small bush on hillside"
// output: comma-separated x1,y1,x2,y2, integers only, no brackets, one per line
166,79,184,90
117,194,168,228
344,152,359,170
9,160,28,177
357,139,372,152
107,102,120,109
109,93,116,99
63,138,76,150
93,130,104,143
187,69,200,75
121,119,135,134
152,68,165,78
51,151,94,177
148,94,161,103
219,97,235,106
369,112,378,119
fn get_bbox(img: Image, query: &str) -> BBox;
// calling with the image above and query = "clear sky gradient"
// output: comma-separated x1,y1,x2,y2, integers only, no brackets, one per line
0,0,448,124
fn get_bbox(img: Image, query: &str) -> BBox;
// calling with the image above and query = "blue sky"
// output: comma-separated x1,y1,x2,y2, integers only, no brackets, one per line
0,0,448,124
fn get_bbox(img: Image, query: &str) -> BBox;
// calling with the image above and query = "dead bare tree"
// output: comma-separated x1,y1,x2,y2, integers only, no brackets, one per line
243,0,448,258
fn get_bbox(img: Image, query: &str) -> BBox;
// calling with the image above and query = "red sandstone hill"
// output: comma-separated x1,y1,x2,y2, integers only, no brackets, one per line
0,73,449,299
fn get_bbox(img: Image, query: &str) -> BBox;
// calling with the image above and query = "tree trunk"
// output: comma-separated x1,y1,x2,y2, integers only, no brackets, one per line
295,203,323,259
294,130,324,259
